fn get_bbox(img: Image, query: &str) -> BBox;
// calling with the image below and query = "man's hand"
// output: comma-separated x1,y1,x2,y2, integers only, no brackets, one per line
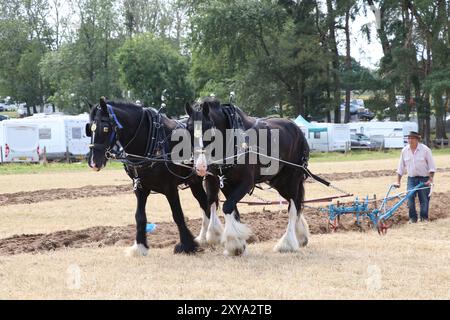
393,183,400,188
425,178,433,186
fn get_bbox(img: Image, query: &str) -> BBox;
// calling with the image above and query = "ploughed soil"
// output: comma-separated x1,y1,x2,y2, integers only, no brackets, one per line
1,167,449,207
0,192,448,256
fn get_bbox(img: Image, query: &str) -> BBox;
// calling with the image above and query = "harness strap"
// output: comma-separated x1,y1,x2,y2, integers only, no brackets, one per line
107,104,123,129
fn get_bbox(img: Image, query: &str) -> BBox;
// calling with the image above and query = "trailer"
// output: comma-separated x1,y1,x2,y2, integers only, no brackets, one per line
294,116,350,152
321,123,351,152
63,114,91,160
349,121,418,148
19,113,90,160
0,119,39,163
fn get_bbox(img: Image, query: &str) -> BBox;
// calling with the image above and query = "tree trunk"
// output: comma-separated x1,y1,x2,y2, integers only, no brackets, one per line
326,65,332,122
434,93,447,139
326,0,341,123
297,81,305,116
388,87,397,121
344,8,351,123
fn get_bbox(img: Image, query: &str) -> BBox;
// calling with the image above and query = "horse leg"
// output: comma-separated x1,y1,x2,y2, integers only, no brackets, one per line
188,179,210,246
221,185,241,222
273,170,309,252
204,176,223,246
295,176,309,247
166,188,198,254
221,182,252,256
273,199,300,253
295,212,310,247
125,188,150,257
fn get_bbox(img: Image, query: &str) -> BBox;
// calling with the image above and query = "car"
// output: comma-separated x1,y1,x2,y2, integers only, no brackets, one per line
340,103,359,115
357,109,375,121
351,133,371,148
0,114,10,121
369,135,384,150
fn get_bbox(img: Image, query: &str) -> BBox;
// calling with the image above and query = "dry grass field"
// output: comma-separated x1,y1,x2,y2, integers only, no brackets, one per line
0,155,449,299
0,219,449,299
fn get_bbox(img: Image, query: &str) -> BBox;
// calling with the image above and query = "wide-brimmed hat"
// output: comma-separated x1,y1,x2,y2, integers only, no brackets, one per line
405,131,421,139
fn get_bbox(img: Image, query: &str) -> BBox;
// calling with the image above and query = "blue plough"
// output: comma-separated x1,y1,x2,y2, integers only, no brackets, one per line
321,182,430,235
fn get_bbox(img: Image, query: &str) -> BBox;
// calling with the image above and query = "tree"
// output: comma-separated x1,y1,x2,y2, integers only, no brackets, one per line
116,33,194,115
190,0,327,117
40,0,123,113
0,0,53,108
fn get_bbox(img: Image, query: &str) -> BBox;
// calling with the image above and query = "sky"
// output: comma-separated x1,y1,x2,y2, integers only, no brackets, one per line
345,7,384,69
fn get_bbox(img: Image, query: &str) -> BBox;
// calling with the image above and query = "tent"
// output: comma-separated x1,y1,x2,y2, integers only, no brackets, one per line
294,115,327,133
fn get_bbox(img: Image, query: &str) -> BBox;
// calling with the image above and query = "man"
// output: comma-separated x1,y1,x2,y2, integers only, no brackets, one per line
395,131,436,223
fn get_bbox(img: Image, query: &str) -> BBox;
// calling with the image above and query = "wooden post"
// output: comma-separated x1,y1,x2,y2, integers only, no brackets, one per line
66,146,70,163
0,146,3,163
42,146,48,166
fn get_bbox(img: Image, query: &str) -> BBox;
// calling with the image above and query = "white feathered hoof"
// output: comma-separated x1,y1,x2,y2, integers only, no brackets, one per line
273,233,300,253
125,242,148,257
206,227,222,246
221,212,251,256
298,236,308,247
223,238,247,256
296,214,310,247
194,235,207,246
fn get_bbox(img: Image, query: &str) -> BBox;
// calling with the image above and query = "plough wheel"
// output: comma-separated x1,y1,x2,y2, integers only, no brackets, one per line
377,220,389,235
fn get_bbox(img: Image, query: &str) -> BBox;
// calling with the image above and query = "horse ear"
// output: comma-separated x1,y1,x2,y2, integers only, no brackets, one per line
83,97,93,110
202,101,210,118
185,102,193,117
99,96,108,113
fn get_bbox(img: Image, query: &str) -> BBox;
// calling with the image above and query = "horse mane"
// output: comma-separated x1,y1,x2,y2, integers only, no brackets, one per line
199,96,222,110
108,100,145,111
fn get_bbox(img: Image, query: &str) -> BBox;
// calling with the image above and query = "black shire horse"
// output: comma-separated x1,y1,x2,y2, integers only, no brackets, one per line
86,97,220,256
185,97,310,256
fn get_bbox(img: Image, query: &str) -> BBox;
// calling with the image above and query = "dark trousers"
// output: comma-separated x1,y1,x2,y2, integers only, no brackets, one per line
407,176,430,221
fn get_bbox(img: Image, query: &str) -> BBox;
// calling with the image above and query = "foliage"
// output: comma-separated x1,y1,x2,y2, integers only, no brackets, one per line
116,33,194,116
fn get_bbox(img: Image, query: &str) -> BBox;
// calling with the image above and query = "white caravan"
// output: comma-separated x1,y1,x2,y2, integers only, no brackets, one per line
20,114,91,160
63,114,91,159
349,121,418,148
0,119,39,163
320,123,351,152
294,116,350,152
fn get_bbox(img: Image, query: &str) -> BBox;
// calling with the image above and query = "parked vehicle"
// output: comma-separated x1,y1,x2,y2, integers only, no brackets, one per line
357,109,375,121
19,113,91,160
349,121,418,148
340,103,360,115
350,133,371,148
295,116,351,152
0,119,40,163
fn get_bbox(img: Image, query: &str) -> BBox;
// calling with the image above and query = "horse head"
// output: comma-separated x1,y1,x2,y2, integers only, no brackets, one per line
185,97,222,177
86,97,125,171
